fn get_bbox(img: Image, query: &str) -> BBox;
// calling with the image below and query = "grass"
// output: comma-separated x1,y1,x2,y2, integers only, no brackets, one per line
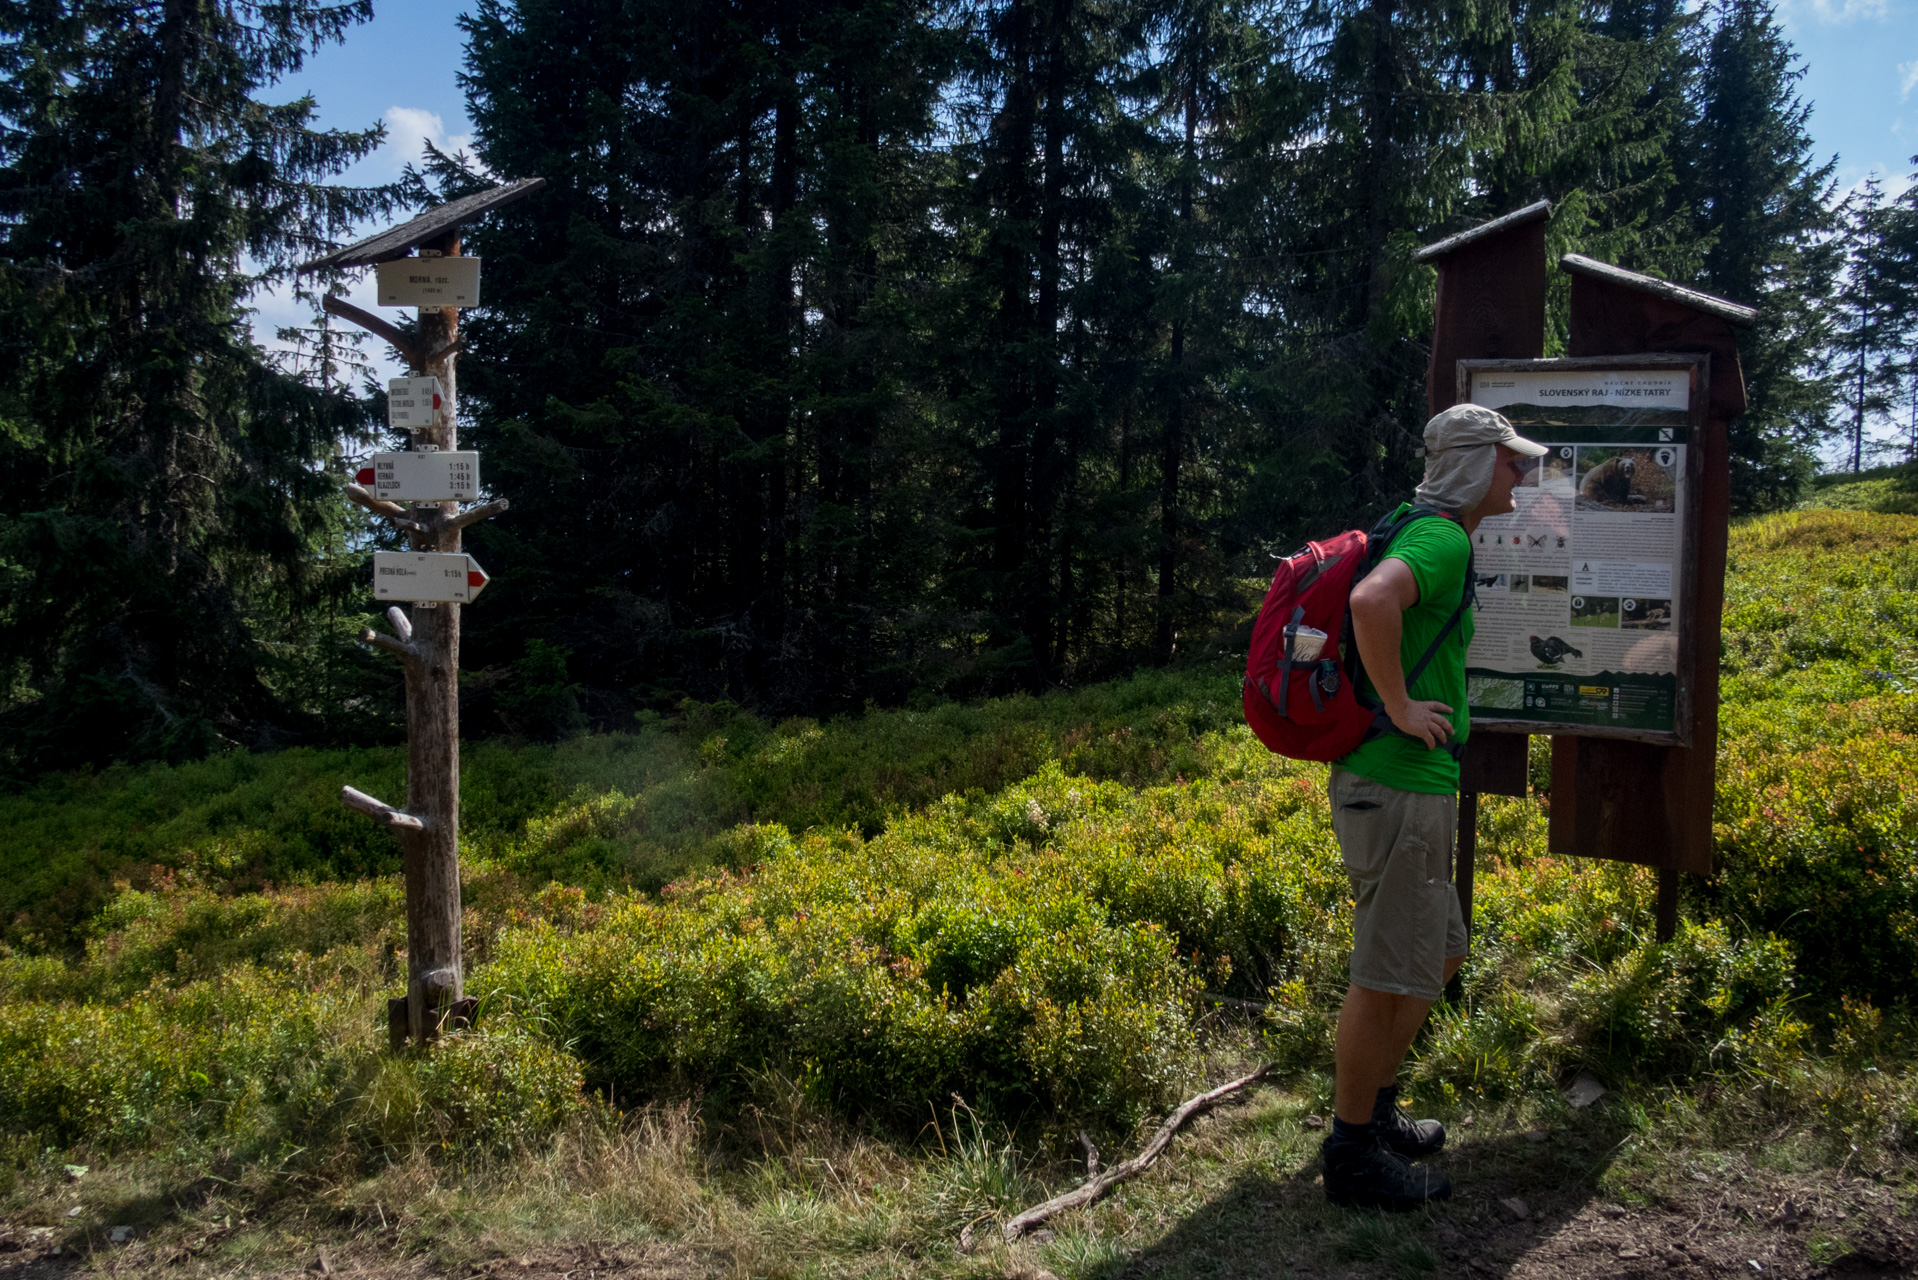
1,508,1916,1278
1800,461,1918,516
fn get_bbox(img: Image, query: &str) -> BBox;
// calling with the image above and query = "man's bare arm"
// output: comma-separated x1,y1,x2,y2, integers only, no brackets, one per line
1349,559,1454,749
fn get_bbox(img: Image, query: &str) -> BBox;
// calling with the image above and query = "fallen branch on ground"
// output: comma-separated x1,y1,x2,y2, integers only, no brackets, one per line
1000,1064,1272,1242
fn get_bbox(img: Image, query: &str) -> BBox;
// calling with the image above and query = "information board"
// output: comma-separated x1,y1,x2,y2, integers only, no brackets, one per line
373,552,490,603
376,256,481,308
387,376,441,432
1457,356,1704,744
355,450,480,502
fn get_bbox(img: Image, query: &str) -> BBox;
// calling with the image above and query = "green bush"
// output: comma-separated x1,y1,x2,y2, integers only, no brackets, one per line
1411,987,1553,1104
481,814,1208,1127
0,963,360,1149
1,508,1916,1164
1714,729,1918,1005
1798,463,1918,516
353,1026,587,1159
1564,920,1796,1081
0,665,1246,948
1710,510,1918,1004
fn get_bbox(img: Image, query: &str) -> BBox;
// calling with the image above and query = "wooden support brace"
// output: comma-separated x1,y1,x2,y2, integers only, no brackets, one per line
322,292,424,369
444,497,511,532
387,997,410,1053
1655,867,1680,943
343,483,430,536
341,785,426,831
359,628,420,663
343,481,406,519
437,996,479,1036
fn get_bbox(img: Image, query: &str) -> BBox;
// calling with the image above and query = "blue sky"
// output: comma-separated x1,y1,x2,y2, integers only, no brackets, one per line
258,0,1918,457
272,0,1918,202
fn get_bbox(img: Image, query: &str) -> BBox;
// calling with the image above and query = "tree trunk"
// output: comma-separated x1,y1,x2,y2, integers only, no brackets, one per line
990,1,1039,658
1155,79,1198,666
1362,0,1399,325
401,242,465,1043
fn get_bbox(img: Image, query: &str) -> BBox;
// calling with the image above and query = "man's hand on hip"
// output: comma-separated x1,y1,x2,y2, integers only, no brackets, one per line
1384,698,1454,749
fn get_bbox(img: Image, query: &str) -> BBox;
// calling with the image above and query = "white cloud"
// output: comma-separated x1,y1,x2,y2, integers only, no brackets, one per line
378,106,477,176
1786,0,1887,22
1902,60,1918,100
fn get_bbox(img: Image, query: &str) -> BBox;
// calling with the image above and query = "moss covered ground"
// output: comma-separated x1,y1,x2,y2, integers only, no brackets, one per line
1,509,1916,1278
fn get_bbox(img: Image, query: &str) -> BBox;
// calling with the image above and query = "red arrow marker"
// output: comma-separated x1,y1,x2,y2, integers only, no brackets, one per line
464,556,489,598
357,467,376,485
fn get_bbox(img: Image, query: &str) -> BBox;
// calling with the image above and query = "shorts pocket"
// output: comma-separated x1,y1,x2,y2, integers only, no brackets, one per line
1331,775,1397,880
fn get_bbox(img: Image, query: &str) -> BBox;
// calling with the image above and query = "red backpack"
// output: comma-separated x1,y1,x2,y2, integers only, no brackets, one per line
1242,507,1474,763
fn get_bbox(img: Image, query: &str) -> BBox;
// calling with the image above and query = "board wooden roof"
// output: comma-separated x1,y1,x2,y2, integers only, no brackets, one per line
1559,253,1759,327
300,178,547,271
1412,200,1553,263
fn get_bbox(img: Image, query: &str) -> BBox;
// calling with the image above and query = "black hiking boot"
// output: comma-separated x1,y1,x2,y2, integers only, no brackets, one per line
1322,1131,1452,1212
1373,1083,1445,1159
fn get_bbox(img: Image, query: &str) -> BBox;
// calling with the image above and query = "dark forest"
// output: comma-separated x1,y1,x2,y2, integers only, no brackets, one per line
1,0,1905,777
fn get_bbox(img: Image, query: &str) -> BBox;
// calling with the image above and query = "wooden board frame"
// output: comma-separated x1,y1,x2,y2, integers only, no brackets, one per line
1455,353,1710,748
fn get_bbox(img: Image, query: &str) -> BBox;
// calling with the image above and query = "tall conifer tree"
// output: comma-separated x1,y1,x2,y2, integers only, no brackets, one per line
0,0,391,775
1685,0,1838,509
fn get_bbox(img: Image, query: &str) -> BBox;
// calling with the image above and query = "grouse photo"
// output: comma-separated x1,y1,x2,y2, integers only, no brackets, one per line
1530,634,1583,666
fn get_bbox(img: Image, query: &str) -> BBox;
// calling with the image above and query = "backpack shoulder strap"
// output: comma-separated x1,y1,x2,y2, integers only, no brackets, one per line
1403,510,1473,694
1354,509,1476,748
1403,539,1475,690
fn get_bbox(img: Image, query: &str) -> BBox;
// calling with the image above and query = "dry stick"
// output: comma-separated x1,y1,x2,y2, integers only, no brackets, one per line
1000,1064,1272,1243
340,785,426,831
421,334,465,366
359,629,420,664
342,483,429,535
444,496,511,532
322,293,423,368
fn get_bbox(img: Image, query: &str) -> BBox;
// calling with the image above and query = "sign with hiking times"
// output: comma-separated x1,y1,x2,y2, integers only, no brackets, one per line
1456,357,1705,743
354,450,480,502
386,376,441,431
372,551,490,603
375,254,480,308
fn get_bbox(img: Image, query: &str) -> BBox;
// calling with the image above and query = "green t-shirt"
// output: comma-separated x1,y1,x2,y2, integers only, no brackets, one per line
1334,505,1474,795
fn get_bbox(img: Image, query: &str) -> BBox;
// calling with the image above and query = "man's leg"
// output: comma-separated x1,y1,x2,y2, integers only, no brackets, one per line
1333,953,1464,1124
1323,773,1462,1209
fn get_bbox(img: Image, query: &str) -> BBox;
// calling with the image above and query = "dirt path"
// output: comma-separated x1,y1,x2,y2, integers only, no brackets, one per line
3,1105,1913,1279
0,1237,718,1280
1432,1172,1916,1279
1086,1115,1918,1280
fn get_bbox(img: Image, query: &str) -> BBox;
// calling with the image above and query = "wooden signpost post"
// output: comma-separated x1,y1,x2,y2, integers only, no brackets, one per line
300,177,544,1048
1414,205,1757,943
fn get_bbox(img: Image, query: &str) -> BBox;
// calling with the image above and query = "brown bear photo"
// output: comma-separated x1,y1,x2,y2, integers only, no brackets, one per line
1574,446,1677,513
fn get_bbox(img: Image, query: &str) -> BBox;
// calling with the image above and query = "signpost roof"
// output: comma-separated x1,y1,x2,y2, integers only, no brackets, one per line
1413,200,1553,264
1558,254,1758,328
300,177,547,271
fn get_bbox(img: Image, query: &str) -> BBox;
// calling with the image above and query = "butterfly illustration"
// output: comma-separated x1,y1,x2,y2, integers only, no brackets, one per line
1526,533,1548,549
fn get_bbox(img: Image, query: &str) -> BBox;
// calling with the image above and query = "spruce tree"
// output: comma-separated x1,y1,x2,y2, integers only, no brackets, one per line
0,0,393,776
1830,177,1908,471
1685,0,1839,509
456,0,957,715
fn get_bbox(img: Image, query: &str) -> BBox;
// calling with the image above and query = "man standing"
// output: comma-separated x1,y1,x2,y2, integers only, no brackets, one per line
1320,404,1547,1210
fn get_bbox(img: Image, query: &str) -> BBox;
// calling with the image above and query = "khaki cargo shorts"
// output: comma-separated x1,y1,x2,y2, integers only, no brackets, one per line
1329,769,1468,1000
